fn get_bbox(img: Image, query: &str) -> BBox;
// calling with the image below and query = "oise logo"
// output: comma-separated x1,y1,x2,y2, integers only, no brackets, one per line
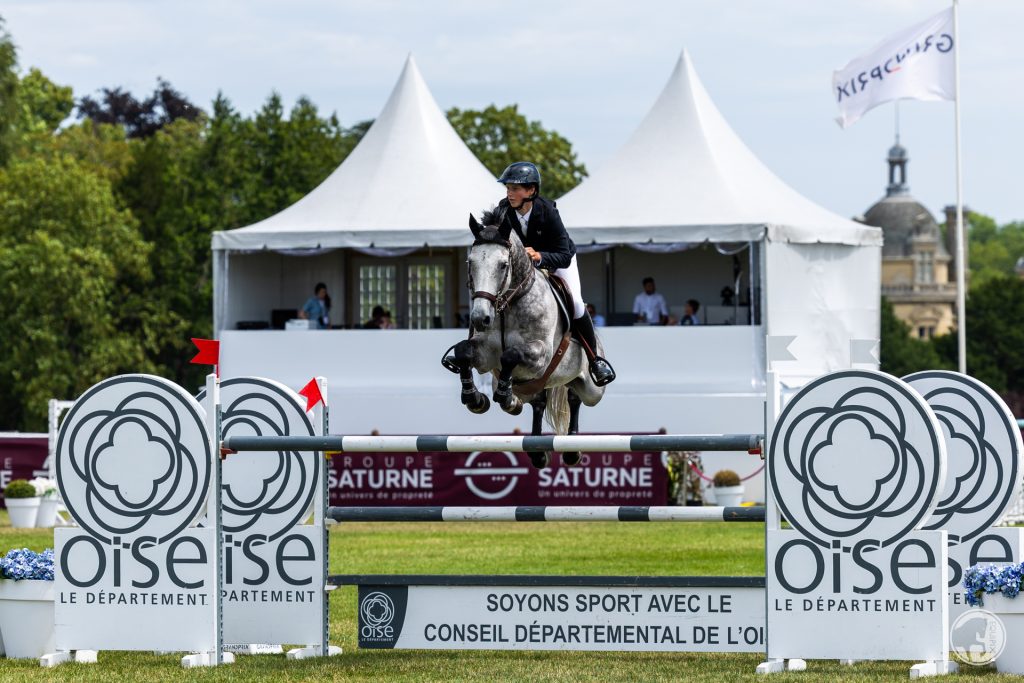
769,370,944,549
57,375,211,544
360,591,396,639
199,377,319,540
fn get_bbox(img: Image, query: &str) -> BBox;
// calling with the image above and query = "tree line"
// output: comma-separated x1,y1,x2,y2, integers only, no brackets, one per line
1,16,1022,430
0,18,588,431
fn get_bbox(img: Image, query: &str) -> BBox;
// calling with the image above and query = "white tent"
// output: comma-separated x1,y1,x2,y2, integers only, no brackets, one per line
558,51,880,248
212,55,496,252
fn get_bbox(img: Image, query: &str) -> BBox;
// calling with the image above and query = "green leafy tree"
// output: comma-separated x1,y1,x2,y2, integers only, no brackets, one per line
933,276,1024,395
16,67,73,134
878,297,949,377
0,157,157,430
0,17,20,165
958,211,1024,289
447,104,587,199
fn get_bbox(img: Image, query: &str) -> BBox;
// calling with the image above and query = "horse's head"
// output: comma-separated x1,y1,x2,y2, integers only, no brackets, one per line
468,210,528,332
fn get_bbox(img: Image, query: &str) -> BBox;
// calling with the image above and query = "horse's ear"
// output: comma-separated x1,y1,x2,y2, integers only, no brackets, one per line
498,220,512,240
469,213,483,239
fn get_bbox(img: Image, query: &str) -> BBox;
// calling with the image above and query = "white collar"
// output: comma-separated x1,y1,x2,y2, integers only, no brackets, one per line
518,206,532,225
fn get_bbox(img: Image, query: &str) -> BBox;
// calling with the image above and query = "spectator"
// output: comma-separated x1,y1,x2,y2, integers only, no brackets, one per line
363,305,395,329
632,277,668,325
586,303,606,328
681,299,701,326
299,282,330,329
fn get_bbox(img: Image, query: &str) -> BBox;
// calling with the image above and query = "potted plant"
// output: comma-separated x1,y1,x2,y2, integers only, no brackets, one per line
0,548,56,658
711,469,744,507
4,480,41,528
30,477,59,528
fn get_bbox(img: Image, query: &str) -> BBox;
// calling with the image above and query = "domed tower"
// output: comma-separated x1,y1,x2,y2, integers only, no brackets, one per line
858,141,957,339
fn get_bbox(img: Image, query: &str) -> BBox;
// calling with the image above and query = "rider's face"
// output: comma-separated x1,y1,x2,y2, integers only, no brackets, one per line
505,184,535,209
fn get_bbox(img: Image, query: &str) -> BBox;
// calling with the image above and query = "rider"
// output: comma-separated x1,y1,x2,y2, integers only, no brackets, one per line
495,161,615,386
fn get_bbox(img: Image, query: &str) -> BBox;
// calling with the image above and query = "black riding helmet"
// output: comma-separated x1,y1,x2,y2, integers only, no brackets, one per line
497,161,541,196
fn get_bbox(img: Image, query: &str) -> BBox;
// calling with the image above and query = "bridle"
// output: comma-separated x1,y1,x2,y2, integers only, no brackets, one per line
468,233,536,350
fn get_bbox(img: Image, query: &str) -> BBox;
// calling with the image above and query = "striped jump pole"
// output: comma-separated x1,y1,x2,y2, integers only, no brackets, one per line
222,433,763,453
328,505,765,523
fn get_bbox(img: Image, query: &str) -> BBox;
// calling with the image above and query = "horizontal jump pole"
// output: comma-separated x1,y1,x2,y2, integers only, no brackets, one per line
328,505,765,523
222,433,763,453
329,574,766,588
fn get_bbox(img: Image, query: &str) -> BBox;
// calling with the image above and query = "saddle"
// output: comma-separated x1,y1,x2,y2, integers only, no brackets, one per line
541,270,573,333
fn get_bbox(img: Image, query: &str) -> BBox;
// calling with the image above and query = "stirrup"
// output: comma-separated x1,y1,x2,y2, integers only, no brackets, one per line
589,357,616,387
440,344,460,374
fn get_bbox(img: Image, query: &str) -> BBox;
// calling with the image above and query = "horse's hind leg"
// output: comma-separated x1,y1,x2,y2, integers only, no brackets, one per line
454,340,489,414
527,392,549,469
494,348,524,415
561,389,583,467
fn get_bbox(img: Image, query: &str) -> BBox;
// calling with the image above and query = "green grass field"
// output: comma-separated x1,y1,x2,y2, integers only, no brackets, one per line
0,516,1005,681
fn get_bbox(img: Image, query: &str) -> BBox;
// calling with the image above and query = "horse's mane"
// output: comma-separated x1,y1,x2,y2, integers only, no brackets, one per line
474,207,523,249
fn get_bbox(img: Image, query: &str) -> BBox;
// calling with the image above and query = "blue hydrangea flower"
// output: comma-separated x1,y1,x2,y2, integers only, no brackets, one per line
0,548,55,581
963,562,1024,607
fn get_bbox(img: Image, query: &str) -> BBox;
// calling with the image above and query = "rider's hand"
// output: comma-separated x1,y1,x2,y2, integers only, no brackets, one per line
525,247,542,263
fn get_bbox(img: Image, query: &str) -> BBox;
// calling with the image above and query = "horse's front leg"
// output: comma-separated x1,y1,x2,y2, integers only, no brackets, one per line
527,392,549,469
493,347,524,416
561,390,583,466
453,340,489,414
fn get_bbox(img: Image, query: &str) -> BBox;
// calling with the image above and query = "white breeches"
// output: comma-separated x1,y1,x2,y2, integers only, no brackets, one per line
555,255,586,319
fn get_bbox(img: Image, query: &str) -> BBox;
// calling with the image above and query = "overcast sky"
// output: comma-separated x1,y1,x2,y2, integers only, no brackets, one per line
4,0,1023,224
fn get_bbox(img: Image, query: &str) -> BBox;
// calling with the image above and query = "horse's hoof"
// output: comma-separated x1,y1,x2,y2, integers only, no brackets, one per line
505,400,523,416
468,394,490,414
561,452,581,467
529,452,549,469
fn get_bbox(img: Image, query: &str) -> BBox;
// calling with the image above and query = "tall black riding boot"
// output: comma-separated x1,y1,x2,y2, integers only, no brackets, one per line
572,313,616,386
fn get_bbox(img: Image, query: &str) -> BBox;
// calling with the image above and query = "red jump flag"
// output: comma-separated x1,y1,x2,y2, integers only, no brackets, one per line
298,378,324,413
190,338,220,377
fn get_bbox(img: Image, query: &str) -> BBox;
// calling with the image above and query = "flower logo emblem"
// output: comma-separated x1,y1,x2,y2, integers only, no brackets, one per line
769,370,945,548
57,375,211,543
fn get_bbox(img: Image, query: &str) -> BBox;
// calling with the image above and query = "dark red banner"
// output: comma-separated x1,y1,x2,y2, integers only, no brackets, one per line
328,450,667,506
0,435,48,507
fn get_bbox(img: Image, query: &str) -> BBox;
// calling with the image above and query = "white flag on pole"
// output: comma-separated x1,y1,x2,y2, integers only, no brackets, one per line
833,8,955,128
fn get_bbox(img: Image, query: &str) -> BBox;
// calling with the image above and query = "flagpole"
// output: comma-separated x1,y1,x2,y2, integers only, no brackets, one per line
953,0,966,374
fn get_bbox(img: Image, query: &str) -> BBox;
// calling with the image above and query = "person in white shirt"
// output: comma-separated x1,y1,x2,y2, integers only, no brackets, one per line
633,277,668,325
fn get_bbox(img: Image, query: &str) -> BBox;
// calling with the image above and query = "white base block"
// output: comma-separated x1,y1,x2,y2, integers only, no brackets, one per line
756,659,805,674
181,652,235,668
909,661,957,678
224,644,284,655
39,650,98,667
286,644,342,660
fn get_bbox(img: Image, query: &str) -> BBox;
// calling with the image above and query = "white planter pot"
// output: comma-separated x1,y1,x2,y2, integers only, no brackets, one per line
713,485,744,507
35,498,59,528
6,497,41,528
978,593,1024,674
0,579,55,658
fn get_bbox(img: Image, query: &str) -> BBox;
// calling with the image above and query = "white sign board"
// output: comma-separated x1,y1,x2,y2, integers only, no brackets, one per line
54,375,218,651
357,582,765,652
766,370,949,660
904,370,1024,619
201,377,326,645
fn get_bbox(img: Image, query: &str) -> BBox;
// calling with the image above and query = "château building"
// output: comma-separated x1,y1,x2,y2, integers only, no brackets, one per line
857,142,960,339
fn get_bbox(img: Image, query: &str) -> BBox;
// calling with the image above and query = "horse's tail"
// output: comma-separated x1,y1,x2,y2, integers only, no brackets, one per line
545,385,570,435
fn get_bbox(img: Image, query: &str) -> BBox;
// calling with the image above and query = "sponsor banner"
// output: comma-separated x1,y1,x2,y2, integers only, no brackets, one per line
330,450,667,506
357,584,764,652
205,376,326,646
0,435,48,506
766,370,949,661
767,530,947,660
55,374,218,653
56,527,218,651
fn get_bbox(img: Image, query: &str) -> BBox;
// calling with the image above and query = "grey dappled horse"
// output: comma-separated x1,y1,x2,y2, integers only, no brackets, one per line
447,210,606,468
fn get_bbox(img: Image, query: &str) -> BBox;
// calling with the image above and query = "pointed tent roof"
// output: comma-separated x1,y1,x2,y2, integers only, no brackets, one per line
212,56,498,251
558,51,881,247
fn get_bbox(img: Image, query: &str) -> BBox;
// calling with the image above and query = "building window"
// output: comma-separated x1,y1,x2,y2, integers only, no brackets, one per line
915,251,934,284
406,264,445,329
358,264,397,326
353,256,453,327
